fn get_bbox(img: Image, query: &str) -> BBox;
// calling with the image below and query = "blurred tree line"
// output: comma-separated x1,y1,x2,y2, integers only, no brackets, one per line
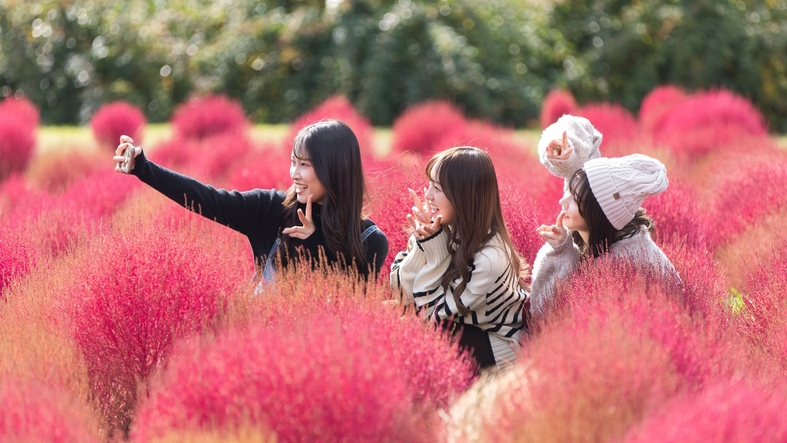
1,0,786,131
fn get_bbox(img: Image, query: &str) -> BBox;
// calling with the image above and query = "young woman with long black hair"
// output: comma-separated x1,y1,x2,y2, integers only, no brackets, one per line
113,120,388,288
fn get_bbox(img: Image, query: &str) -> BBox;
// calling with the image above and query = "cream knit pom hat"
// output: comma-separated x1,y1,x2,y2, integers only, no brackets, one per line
584,154,669,230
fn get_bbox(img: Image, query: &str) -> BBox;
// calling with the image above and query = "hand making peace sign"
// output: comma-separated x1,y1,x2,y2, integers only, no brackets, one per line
282,195,316,239
545,131,572,160
406,187,442,240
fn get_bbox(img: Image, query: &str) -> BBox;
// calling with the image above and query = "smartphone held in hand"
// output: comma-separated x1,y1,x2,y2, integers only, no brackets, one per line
120,145,135,174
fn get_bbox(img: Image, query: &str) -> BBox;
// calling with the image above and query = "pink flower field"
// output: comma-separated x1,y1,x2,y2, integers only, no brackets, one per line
2,90,787,442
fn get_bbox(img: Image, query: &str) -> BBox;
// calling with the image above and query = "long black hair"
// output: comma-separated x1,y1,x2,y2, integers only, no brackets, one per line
280,120,368,271
569,168,654,258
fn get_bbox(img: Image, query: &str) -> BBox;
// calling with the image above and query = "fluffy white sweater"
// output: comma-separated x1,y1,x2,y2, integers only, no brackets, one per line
529,226,680,317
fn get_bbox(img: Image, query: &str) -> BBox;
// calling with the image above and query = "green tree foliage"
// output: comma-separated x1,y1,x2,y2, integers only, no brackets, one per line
1,0,786,130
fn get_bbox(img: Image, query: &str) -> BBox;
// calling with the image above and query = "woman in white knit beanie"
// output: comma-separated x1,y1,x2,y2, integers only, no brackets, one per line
529,148,681,318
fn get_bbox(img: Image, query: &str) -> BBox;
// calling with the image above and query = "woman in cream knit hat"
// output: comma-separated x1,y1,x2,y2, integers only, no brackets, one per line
529,117,680,318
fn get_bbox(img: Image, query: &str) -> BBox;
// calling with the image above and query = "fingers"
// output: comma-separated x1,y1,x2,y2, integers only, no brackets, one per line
556,211,566,228
119,135,134,144
304,195,312,222
561,131,568,151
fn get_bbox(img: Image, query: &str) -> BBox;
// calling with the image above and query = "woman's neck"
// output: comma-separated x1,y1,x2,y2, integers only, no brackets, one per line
578,229,589,244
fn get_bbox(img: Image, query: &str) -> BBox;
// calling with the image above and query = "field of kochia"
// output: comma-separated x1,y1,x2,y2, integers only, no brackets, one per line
2,89,787,442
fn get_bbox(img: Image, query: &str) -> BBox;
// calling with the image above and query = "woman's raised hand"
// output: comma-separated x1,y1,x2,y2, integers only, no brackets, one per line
406,188,442,240
114,135,141,173
283,195,316,239
536,211,568,246
545,131,572,160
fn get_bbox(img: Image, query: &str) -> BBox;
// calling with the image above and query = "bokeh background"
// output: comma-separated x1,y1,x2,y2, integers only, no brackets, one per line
2,0,787,131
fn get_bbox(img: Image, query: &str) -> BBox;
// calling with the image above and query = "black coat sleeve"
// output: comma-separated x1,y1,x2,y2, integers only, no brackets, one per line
131,151,285,257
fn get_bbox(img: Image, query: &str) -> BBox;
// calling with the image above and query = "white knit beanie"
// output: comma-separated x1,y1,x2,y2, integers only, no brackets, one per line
584,154,669,230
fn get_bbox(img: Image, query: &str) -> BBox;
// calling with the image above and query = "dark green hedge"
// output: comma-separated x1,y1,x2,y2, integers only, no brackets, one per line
1,0,786,131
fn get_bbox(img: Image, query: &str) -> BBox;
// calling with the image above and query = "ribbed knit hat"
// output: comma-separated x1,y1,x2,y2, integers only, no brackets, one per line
584,154,669,230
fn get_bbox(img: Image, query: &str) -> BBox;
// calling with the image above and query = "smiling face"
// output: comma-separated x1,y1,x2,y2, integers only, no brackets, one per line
424,161,456,226
290,150,326,204
559,190,588,235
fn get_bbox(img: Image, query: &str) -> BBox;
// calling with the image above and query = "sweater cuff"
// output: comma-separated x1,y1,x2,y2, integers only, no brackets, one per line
548,229,575,254
418,228,450,264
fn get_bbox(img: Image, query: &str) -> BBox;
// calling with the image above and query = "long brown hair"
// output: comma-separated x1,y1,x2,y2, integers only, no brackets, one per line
280,120,368,272
426,147,524,315
569,168,654,258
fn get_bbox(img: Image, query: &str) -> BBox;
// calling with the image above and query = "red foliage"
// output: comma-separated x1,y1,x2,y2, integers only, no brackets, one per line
0,115,36,181
27,147,102,193
188,132,255,182
737,251,787,374
653,89,770,162
498,178,546,267
620,380,787,443
391,100,468,156
132,283,474,443
171,95,248,140
577,102,639,152
224,142,292,191
0,96,40,130
285,96,375,158
540,89,577,129
366,162,428,276
62,212,248,434
147,137,199,171
0,230,33,294
0,377,101,443
643,178,712,251
704,151,787,248
638,85,687,134
90,101,146,150
487,294,682,442
543,257,741,390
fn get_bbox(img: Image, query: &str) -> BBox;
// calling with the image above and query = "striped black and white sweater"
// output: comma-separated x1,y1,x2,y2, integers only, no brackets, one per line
390,229,528,370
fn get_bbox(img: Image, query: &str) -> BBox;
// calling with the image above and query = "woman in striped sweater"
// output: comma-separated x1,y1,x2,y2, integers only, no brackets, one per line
390,147,528,372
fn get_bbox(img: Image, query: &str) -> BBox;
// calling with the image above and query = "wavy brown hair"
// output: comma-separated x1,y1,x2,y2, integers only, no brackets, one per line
426,147,524,316
280,120,368,272
568,168,654,259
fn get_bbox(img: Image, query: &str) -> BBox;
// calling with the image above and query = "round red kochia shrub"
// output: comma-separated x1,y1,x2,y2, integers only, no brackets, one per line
736,251,787,373
171,95,248,140
391,100,468,156
0,376,102,443
132,282,475,443
540,89,577,129
638,85,687,135
643,178,712,251
0,96,40,129
63,211,249,435
188,132,254,182
90,101,147,150
577,102,639,152
652,89,769,162
26,147,102,193
0,115,36,181
225,142,292,192
620,380,787,443
704,151,787,248
285,95,375,158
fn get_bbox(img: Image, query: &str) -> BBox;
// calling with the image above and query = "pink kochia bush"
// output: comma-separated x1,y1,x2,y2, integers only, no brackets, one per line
652,89,770,162
0,96,40,129
578,102,639,153
391,100,468,156
285,95,375,158
0,115,36,181
704,151,787,248
0,377,101,442
90,101,147,149
620,380,787,443
132,275,475,443
638,85,687,135
63,209,249,435
483,298,681,443
171,95,248,140
225,142,292,191
540,89,577,129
